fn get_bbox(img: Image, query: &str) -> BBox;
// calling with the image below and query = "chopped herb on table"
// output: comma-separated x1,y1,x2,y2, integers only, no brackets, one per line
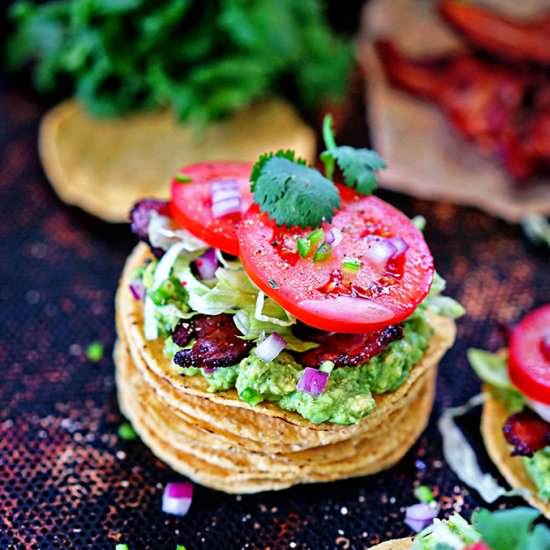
86,341,104,362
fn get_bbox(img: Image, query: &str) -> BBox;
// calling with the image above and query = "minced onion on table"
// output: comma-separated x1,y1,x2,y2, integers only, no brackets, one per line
211,179,241,218
255,333,287,362
404,502,439,533
195,248,219,280
297,367,329,396
162,482,193,517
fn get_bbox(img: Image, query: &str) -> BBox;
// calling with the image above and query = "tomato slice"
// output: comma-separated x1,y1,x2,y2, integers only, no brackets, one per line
238,187,434,333
170,162,254,255
509,304,550,405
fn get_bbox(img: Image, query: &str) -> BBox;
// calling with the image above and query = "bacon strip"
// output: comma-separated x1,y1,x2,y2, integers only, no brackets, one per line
439,0,550,65
173,314,252,370
503,409,550,457
294,324,403,369
376,41,550,181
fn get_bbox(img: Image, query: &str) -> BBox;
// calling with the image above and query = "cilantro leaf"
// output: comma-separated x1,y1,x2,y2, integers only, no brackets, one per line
472,507,542,550
251,154,340,228
320,114,386,196
250,150,305,191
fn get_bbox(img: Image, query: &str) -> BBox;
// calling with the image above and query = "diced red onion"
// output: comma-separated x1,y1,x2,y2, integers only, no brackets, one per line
162,482,193,517
325,228,343,246
404,503,438,533
129,279,145,301
364,235,409,277
388,236,409,258
211,179,242,218
195,248,219,280
212,197,241,218
255,333,286,362
297,367,329,397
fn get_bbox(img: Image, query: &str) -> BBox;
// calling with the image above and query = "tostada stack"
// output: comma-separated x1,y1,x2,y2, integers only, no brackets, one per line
114,116,463,493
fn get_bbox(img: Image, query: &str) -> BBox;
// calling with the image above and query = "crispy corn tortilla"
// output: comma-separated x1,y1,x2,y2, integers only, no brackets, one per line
115,339,435,493
358,0,550,222
481,389,550,519
39,98,316,222
117,243,455,443
117,336,435,475
369,539,412,550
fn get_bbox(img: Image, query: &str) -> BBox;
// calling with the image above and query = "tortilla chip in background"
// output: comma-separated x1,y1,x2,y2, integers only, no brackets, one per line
369,539,412,550
358,0,550,222
115,338,436,493
481,389,550,519
39,98,316,222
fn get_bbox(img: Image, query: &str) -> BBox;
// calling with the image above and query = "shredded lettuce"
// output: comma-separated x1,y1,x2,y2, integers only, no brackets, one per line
438,394,529,503
420,272,465,320
467,348,525,412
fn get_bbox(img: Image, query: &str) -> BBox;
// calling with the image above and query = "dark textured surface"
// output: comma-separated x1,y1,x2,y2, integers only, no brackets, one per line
0,80,549,550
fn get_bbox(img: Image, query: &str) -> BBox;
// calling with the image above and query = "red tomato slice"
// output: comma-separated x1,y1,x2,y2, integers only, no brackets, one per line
509,304,550,405
170,162,254,256
238,188,434,333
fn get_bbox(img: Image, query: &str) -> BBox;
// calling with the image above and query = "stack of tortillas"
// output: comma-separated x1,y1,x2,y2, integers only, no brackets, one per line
114,242,457,493
359,0,550,222
39,98,316,222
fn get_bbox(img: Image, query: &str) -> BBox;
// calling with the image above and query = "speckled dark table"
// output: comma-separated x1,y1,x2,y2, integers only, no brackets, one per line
0,81,548,549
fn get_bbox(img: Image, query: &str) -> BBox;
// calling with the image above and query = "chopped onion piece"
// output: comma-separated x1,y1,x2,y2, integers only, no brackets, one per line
256,333,286,362
162,482,193,517
195,248,219,280
153,242,187,290
388,236,409,258
212,188,241,202
212,197,241,218
364,236,398,276
297,367,329,396
129,279,145,301
325,228,343,246
528,398,550,423
404,503,439,533
144,296,158,341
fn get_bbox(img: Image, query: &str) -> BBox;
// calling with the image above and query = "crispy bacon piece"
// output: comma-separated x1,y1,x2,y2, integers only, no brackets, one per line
173,314,253,370
439,0,550,65
294,324,403,369
503,409,550,457
376,41,550,180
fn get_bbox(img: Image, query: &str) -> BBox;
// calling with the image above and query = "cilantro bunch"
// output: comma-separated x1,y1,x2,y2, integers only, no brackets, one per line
6,0,351,123
251,115,386,228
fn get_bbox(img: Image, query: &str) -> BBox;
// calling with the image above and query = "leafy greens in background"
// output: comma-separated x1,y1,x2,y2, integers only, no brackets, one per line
6,0,352,123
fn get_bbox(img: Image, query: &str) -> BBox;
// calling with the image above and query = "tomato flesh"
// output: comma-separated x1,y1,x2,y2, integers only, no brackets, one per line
238,188,434,333
170,162,253,256
509,304,550,405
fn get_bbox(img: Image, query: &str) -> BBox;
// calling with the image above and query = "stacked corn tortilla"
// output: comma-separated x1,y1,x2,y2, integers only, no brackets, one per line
115,243,456,493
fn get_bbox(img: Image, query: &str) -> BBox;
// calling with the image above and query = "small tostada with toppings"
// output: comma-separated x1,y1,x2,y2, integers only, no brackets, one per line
114,116,463,492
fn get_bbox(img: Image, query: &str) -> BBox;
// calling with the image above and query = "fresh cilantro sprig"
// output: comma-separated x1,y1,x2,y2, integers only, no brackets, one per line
321,115,386,195
251,152,340,228
250,115,388,228
472,507,550,550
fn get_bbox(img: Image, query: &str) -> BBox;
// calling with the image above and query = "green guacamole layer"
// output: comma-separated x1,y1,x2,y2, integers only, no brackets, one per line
165,315,432,424
524,447,550,502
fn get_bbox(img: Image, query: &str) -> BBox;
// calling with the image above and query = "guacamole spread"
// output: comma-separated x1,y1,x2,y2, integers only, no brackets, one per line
524,447,550,502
